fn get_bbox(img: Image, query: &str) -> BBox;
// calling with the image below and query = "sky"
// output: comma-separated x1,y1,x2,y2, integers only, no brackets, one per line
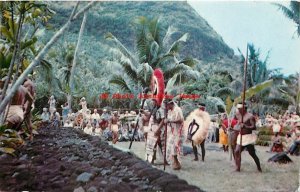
187,1,300,75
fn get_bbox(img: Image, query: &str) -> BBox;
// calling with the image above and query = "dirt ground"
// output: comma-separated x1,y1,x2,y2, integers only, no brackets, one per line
114,141,300,192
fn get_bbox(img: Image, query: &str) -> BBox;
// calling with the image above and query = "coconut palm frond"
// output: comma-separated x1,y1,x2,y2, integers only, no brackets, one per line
215,87,235,97
167,33,189,55
119,60,138,83
109,75,132,93
137,62,153,87
273,3,296,22
148,17,161,44
165,73,178,92
163,63,190,81
105,32,138,65
177,70,201,83
149,40,159,64
179,57,197,68
162,25,178,49
233,79,273,106
207,96,226,112
136,25,150,63
290,1,300,18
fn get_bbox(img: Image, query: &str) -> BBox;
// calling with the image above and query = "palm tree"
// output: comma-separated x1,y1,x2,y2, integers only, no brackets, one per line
273,1,300,37
106,17,199,99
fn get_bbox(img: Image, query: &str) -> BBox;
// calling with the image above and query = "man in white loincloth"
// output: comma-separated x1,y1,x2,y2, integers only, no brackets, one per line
110,111,119,144
146,99,165,164
5,83,31,129
141,109,151,143
234,103,262,172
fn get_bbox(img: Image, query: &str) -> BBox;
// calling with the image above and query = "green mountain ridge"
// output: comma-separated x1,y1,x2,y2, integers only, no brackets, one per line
48,1,235,62
35,1,243,109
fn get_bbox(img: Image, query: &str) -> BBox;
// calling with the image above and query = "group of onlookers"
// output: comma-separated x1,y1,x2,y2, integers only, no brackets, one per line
264,111,300,155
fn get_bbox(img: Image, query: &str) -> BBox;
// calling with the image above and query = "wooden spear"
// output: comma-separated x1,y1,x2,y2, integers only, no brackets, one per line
239,43,249,169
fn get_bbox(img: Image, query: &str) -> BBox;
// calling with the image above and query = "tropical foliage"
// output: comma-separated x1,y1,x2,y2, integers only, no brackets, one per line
106,17,200,108
274,1,300,37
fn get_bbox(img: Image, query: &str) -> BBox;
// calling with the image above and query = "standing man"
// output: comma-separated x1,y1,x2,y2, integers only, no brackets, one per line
48,95,56,120
91,109,100,128
79,97,87,114
100,109,110,128
110,111,119,144
234,103,262,172
142,109,151,143
147,99,165,164
185,103,210,162
164,100,184,170
61,102,70,125
23,77,36,140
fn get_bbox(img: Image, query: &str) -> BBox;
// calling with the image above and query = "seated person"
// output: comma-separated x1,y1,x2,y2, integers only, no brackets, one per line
41,108,50,124
64,119,74,127
288,134,300,155
94,124,102,136
52,111,61,128
283,132,294,151
270,132,283,153
84,122,93,135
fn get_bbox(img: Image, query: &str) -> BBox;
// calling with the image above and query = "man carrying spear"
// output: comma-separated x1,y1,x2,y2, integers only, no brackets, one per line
158,99,184,170
234,44,262,172
234,103,262,172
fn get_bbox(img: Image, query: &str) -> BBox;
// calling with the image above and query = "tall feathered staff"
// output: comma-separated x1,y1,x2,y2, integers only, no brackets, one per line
150,69,165,168
150,69,165,107
150,69,167,170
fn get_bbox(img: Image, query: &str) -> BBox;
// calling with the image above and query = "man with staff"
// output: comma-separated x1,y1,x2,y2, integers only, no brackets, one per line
162,99,184,170
234,103,262,172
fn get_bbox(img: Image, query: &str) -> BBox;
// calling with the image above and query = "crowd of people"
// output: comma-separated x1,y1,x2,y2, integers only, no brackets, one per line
264,112,300,155
40,96,145,143
40,94,300,172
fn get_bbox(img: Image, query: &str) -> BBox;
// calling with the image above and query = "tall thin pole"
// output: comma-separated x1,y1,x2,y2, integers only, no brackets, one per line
239,44,249,167
163,99,168,171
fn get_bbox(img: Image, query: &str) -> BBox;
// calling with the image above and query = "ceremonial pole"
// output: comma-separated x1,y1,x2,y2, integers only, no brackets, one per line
239,44,249,167
129,88,149,149
163,98,168,171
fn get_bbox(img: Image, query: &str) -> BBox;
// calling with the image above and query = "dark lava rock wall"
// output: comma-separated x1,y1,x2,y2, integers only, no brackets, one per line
0,126,202,192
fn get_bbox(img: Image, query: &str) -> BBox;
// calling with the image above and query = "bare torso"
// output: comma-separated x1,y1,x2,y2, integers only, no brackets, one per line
142,112,151,126
111,115,118,124
11,85,27,107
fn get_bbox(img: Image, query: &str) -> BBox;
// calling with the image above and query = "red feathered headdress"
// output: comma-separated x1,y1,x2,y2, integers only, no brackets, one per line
151,68,165,106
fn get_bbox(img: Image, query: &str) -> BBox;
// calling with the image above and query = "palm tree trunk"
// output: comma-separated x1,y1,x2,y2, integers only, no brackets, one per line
0,2,95,120
68,12,87,110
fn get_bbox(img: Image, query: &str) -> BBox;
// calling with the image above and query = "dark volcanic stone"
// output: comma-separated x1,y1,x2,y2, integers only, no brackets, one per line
0,126,202,191
105,182,132,192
